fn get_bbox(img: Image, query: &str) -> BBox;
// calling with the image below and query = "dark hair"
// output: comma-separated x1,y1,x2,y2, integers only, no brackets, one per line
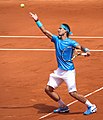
62,23,71,37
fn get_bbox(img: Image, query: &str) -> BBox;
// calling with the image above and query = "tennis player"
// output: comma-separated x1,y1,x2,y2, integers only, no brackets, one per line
30,12,97,115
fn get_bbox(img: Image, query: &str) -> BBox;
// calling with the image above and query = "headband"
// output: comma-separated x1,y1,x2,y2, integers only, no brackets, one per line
60,24,73,35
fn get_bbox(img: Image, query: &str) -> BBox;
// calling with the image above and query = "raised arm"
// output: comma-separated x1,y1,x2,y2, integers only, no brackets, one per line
29,12,53,39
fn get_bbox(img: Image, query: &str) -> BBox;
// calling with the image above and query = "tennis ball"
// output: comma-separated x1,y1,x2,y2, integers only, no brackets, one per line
20,3,25,8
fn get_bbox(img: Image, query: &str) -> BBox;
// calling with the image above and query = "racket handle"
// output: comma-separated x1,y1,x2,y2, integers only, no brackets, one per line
81,53,87,56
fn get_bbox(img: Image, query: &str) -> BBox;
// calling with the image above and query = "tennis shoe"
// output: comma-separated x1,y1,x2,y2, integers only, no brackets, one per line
53,106,69,113
84,104,97,115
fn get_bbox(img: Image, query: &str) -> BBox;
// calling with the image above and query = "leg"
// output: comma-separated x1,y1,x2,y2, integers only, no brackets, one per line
69,91,87,104
45,69,69,113
45,85,69,113
46,70,66,106
45,85,60,102
63,69,97,115
69,91,97,115
45,85,66,107
64,69,93,105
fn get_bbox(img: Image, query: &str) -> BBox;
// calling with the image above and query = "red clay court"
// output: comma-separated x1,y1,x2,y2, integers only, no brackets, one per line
0,0,103,120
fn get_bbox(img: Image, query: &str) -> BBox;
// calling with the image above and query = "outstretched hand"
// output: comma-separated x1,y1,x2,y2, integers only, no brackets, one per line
29,12,38,21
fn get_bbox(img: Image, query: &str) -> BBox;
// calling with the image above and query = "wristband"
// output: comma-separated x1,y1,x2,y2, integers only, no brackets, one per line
36,20,43,28
84,48,90,52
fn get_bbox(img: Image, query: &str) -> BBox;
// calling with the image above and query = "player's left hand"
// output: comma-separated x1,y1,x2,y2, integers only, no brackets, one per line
29,12,38,21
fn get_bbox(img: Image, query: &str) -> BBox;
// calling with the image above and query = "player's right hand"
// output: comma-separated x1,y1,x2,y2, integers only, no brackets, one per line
85,51,91,57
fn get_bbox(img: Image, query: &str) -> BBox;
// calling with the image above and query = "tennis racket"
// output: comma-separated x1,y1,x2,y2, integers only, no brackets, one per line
62,46,87,62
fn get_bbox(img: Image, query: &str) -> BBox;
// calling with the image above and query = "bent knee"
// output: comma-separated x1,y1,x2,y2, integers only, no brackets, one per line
69,91,77,97
45,86,54,93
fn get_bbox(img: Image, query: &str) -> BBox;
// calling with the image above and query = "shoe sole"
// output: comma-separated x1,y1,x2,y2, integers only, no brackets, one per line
59,110,69,113
54,109,69,113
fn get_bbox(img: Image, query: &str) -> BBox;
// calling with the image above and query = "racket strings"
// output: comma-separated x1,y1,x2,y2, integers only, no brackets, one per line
62,48,82,62
62,47,74,62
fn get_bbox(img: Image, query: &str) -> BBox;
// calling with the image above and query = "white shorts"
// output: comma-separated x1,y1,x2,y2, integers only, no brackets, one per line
47,68,77,93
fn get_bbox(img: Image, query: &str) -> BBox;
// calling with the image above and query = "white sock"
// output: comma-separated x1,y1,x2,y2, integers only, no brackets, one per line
58,99,65,107
85,100,93,107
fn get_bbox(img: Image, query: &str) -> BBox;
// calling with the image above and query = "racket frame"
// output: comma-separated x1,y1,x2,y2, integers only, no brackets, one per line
62,47,87,62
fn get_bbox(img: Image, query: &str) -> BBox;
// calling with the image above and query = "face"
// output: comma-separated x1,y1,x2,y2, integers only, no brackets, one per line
58,27,67,36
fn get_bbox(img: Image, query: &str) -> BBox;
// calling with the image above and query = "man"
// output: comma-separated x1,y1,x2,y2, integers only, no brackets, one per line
29,12,97,115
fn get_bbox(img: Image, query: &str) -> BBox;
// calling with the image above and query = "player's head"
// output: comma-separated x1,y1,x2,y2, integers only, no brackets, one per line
58,23,72,37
